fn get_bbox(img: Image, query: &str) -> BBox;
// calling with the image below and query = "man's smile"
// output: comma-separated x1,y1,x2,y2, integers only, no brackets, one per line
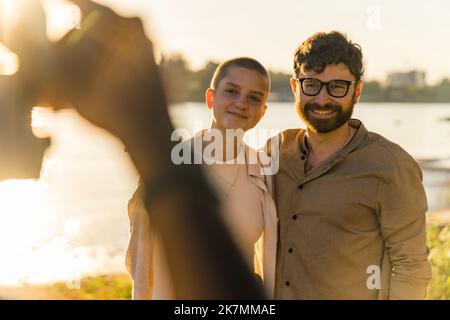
310,108,336,119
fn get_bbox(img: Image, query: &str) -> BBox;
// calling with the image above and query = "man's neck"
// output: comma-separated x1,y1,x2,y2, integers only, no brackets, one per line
305,123,352,167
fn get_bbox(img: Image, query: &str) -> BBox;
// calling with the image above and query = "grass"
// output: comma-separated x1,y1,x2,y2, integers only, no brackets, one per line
39,220,450,300
426,221,450,299
47,274,132,300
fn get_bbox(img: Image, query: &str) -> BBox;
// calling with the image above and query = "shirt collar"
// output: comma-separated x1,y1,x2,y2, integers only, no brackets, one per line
193,130,265,180
299,119,368,160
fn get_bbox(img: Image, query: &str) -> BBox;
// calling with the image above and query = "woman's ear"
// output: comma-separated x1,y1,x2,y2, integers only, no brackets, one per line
205,88,215,109
261,104,267,118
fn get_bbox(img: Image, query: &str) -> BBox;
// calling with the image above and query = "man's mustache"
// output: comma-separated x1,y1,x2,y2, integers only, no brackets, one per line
305,103,341,112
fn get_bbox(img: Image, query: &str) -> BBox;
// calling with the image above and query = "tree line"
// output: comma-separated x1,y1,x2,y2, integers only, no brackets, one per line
160,54,450,104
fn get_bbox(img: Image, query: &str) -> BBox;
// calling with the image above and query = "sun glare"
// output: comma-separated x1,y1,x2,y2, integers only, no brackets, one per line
41,0,81,41
0,43,18,75
0,0,19,75
0,160,103,287
0,179,53,285
0,107,128,287
0,0,17,29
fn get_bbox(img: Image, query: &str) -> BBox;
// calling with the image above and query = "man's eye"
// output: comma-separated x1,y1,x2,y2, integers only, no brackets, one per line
330,82,346,90
304,81,320,89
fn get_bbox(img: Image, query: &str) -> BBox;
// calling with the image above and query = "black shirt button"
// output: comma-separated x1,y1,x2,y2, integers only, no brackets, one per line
288,247,293,253
292,214,298,220
285,281,290,286
301,156,306,160
298,184,304,190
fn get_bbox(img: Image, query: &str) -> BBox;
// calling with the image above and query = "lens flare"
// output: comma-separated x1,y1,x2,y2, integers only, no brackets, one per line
41,0,81,41
0,0,21,75
0,0,17,29
0,43,19,75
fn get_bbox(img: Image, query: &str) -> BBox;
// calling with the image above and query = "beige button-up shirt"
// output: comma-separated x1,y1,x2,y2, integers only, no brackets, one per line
125,138,278,299
270,119,432,299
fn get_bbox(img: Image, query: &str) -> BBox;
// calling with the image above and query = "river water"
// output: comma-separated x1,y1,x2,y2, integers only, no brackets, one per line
0,102,449,286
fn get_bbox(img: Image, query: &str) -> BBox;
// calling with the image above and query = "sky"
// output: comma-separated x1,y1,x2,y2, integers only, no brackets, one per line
2,0,450,83
91,0,450,85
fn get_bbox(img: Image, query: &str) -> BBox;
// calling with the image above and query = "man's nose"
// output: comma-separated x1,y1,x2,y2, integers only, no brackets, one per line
313,86,332,105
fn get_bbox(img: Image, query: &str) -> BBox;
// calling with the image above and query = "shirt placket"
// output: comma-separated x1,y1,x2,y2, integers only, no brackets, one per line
280,150,344,296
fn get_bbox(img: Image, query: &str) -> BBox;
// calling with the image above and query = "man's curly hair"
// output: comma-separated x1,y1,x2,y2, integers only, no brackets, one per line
293,31,364,81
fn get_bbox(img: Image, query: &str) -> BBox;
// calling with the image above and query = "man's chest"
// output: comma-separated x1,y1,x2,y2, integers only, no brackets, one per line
274,161,382,251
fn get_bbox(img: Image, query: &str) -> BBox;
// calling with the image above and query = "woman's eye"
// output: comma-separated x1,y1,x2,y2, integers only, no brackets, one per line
226,89,238,95
249,95,261,102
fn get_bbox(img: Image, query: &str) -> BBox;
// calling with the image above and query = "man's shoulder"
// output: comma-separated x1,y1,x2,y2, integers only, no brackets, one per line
279,128,305,141
264,128,304,148
363,131,419,170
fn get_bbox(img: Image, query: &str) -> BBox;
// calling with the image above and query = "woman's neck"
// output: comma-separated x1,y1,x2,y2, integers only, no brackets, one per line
203,126,245,162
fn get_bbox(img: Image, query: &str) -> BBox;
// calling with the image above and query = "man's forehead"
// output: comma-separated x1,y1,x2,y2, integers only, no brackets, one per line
299,63,353,78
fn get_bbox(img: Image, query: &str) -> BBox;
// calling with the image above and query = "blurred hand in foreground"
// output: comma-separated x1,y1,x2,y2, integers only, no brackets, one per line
0,0,264,299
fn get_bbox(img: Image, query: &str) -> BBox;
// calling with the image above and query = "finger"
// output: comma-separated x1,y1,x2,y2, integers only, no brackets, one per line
53,31,107,87
62,1,123,49
60,12,147,56
69,0,116,18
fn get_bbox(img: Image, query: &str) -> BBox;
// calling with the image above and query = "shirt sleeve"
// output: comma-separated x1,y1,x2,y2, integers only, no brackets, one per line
125,184,154,299
376,154,432,299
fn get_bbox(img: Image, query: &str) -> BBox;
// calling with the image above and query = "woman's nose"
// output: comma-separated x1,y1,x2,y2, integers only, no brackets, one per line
234,94,248,109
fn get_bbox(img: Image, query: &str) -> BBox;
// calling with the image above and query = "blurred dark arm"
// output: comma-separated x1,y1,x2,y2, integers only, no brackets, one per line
0,0,264,299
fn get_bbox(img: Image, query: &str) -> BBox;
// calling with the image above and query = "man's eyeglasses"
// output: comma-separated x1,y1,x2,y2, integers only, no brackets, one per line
293,77,358,98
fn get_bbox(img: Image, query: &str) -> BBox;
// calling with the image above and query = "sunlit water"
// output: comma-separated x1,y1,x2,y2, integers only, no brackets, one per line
0,103,449,287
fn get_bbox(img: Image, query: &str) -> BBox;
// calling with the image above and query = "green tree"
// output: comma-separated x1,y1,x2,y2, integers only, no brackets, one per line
187,61,219,102
360,80,386,102
268,71,293,102
160,54,191,103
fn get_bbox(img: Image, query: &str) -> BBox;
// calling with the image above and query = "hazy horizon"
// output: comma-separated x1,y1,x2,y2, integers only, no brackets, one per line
93,0,450,85
1,0,450,84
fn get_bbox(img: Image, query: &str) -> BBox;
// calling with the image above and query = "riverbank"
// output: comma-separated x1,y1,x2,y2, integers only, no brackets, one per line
0,274,131,300
428,209,450,224
2,211,450,300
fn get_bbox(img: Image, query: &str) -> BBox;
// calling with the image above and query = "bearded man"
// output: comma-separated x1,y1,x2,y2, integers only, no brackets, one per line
269,31,432,300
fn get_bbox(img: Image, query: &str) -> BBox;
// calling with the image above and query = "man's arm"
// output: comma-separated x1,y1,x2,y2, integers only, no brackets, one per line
377,154,432,299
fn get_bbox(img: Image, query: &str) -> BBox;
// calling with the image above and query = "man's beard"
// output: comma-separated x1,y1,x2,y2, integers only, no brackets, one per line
296,94,355,133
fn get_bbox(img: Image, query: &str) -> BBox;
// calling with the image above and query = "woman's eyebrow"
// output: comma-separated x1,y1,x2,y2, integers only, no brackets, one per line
224,82,265,96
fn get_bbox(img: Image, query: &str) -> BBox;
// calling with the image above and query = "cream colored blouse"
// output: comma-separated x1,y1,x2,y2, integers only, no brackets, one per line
125,139,278,299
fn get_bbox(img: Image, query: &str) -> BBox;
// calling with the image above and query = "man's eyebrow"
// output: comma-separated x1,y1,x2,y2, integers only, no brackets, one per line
223,82,265,96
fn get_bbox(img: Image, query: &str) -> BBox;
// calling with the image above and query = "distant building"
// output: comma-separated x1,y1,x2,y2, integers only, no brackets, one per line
386,70,426,88
268,91,293,102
